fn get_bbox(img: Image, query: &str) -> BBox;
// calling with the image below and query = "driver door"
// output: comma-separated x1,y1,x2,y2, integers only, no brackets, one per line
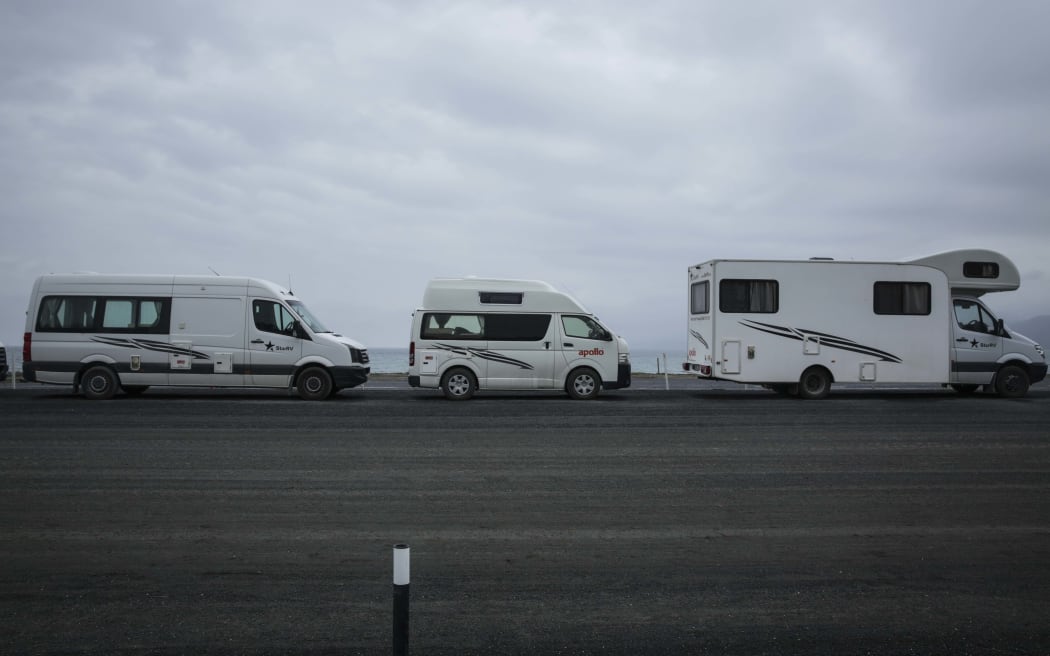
559,314,616,381
248,299,302,386
951,299,1002,385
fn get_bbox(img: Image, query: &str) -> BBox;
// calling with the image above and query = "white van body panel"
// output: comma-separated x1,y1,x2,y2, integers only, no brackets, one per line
684,250,1046,397
409,278,631,398
23,274,370,398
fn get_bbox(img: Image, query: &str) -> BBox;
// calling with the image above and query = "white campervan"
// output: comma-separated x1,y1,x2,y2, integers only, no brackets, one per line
683,250,1046,398
23,274,370,400
408,278,631,400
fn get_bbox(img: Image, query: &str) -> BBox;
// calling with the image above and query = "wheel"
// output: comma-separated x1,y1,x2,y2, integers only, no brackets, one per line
441,368,476,400
566,367,601,400
994,365,1030,398
81,365,119,400
122,385,150,396
797,367,831,400
297,366,333,401
950,384,979,395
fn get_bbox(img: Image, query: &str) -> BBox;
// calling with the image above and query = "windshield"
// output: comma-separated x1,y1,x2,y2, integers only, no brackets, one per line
287,300,331,333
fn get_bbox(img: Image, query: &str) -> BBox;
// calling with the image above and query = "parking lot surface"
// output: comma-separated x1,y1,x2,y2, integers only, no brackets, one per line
1,380,1048,654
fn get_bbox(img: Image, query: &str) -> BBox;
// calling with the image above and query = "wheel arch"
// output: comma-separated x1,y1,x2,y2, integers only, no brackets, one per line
440,362,484,390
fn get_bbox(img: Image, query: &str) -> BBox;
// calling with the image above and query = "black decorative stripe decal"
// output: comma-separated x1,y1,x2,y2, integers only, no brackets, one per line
690,330,709,349
739,321,902,363
91,336,210,360
433,343,535,370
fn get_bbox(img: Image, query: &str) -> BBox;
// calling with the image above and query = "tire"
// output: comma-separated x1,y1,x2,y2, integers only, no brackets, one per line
950,384,979,395
297,366,333,401
122,385,150,396
994,365,1030,398
797,366,832,400
81,365,119,400
566,367,601,400
441,368,477,400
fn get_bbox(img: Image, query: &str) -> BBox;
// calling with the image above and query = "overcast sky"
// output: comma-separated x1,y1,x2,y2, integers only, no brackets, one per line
2,0,1048,353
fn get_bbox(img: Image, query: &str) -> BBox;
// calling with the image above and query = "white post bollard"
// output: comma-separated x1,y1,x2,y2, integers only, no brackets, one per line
392,544,410,656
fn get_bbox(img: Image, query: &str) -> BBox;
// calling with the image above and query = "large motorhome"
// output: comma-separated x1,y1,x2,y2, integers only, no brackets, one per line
23,274,370,399
408,278,631,399
683,250,1046,398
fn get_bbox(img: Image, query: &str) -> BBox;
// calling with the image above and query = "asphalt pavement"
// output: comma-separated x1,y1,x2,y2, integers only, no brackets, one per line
1,379,1048,654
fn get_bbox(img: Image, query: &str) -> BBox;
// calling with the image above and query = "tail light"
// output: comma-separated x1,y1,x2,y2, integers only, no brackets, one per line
23,332,31,362
409,342,415,367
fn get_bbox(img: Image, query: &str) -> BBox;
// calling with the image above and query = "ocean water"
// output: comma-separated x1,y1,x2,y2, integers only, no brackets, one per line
365,347,687,375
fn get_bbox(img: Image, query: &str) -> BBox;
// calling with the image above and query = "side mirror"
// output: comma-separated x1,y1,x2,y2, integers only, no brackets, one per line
995,318,1006,337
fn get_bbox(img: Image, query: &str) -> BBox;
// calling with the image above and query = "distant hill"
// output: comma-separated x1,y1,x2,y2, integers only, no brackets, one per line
1010,315,1050,347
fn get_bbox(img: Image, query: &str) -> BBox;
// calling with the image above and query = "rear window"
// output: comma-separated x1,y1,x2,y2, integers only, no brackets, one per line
690,281,710,315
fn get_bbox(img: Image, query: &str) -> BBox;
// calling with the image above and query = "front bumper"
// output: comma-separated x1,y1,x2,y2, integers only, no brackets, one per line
604,363,632,390
332,366,370,389
1030,363,1048,384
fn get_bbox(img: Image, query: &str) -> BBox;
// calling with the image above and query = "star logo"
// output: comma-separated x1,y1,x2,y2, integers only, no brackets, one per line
970,339,979,348
265,341,275,351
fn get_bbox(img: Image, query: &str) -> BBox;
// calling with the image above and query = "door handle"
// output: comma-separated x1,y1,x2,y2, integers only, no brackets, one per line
955,338,968,343
564,342,574,347
544,341,551,350
251,339,265,344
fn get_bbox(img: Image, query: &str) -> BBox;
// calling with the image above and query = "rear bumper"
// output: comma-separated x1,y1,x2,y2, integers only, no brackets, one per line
332,366,370,389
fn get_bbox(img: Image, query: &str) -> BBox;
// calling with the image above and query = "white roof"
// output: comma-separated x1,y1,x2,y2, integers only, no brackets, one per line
34,273,293,298
421,278,589,313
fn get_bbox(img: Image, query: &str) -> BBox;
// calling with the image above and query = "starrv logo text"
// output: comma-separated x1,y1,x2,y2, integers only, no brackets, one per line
578,348,605,357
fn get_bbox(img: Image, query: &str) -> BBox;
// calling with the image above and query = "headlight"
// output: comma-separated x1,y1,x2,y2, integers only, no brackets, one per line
619,353,630,364
1036,344,1045,358
347,346,369,364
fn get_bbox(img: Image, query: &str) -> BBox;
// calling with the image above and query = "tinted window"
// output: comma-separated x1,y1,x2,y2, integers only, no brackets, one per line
963,262,1000,279
420,313,553,341
873,282,931,315
421,313,484,340
253,300,299,335
36,296,170,334
479,292,523,304
486,314,552,341
719,280,778,313
690,281,710,315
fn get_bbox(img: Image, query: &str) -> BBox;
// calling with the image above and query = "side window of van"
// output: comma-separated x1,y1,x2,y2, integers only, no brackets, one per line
37,296,170,334
953,299,995,334
421,313,484,340
254,300,298,335
485,314,551,341
562,316,611,341
37,296,98,331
